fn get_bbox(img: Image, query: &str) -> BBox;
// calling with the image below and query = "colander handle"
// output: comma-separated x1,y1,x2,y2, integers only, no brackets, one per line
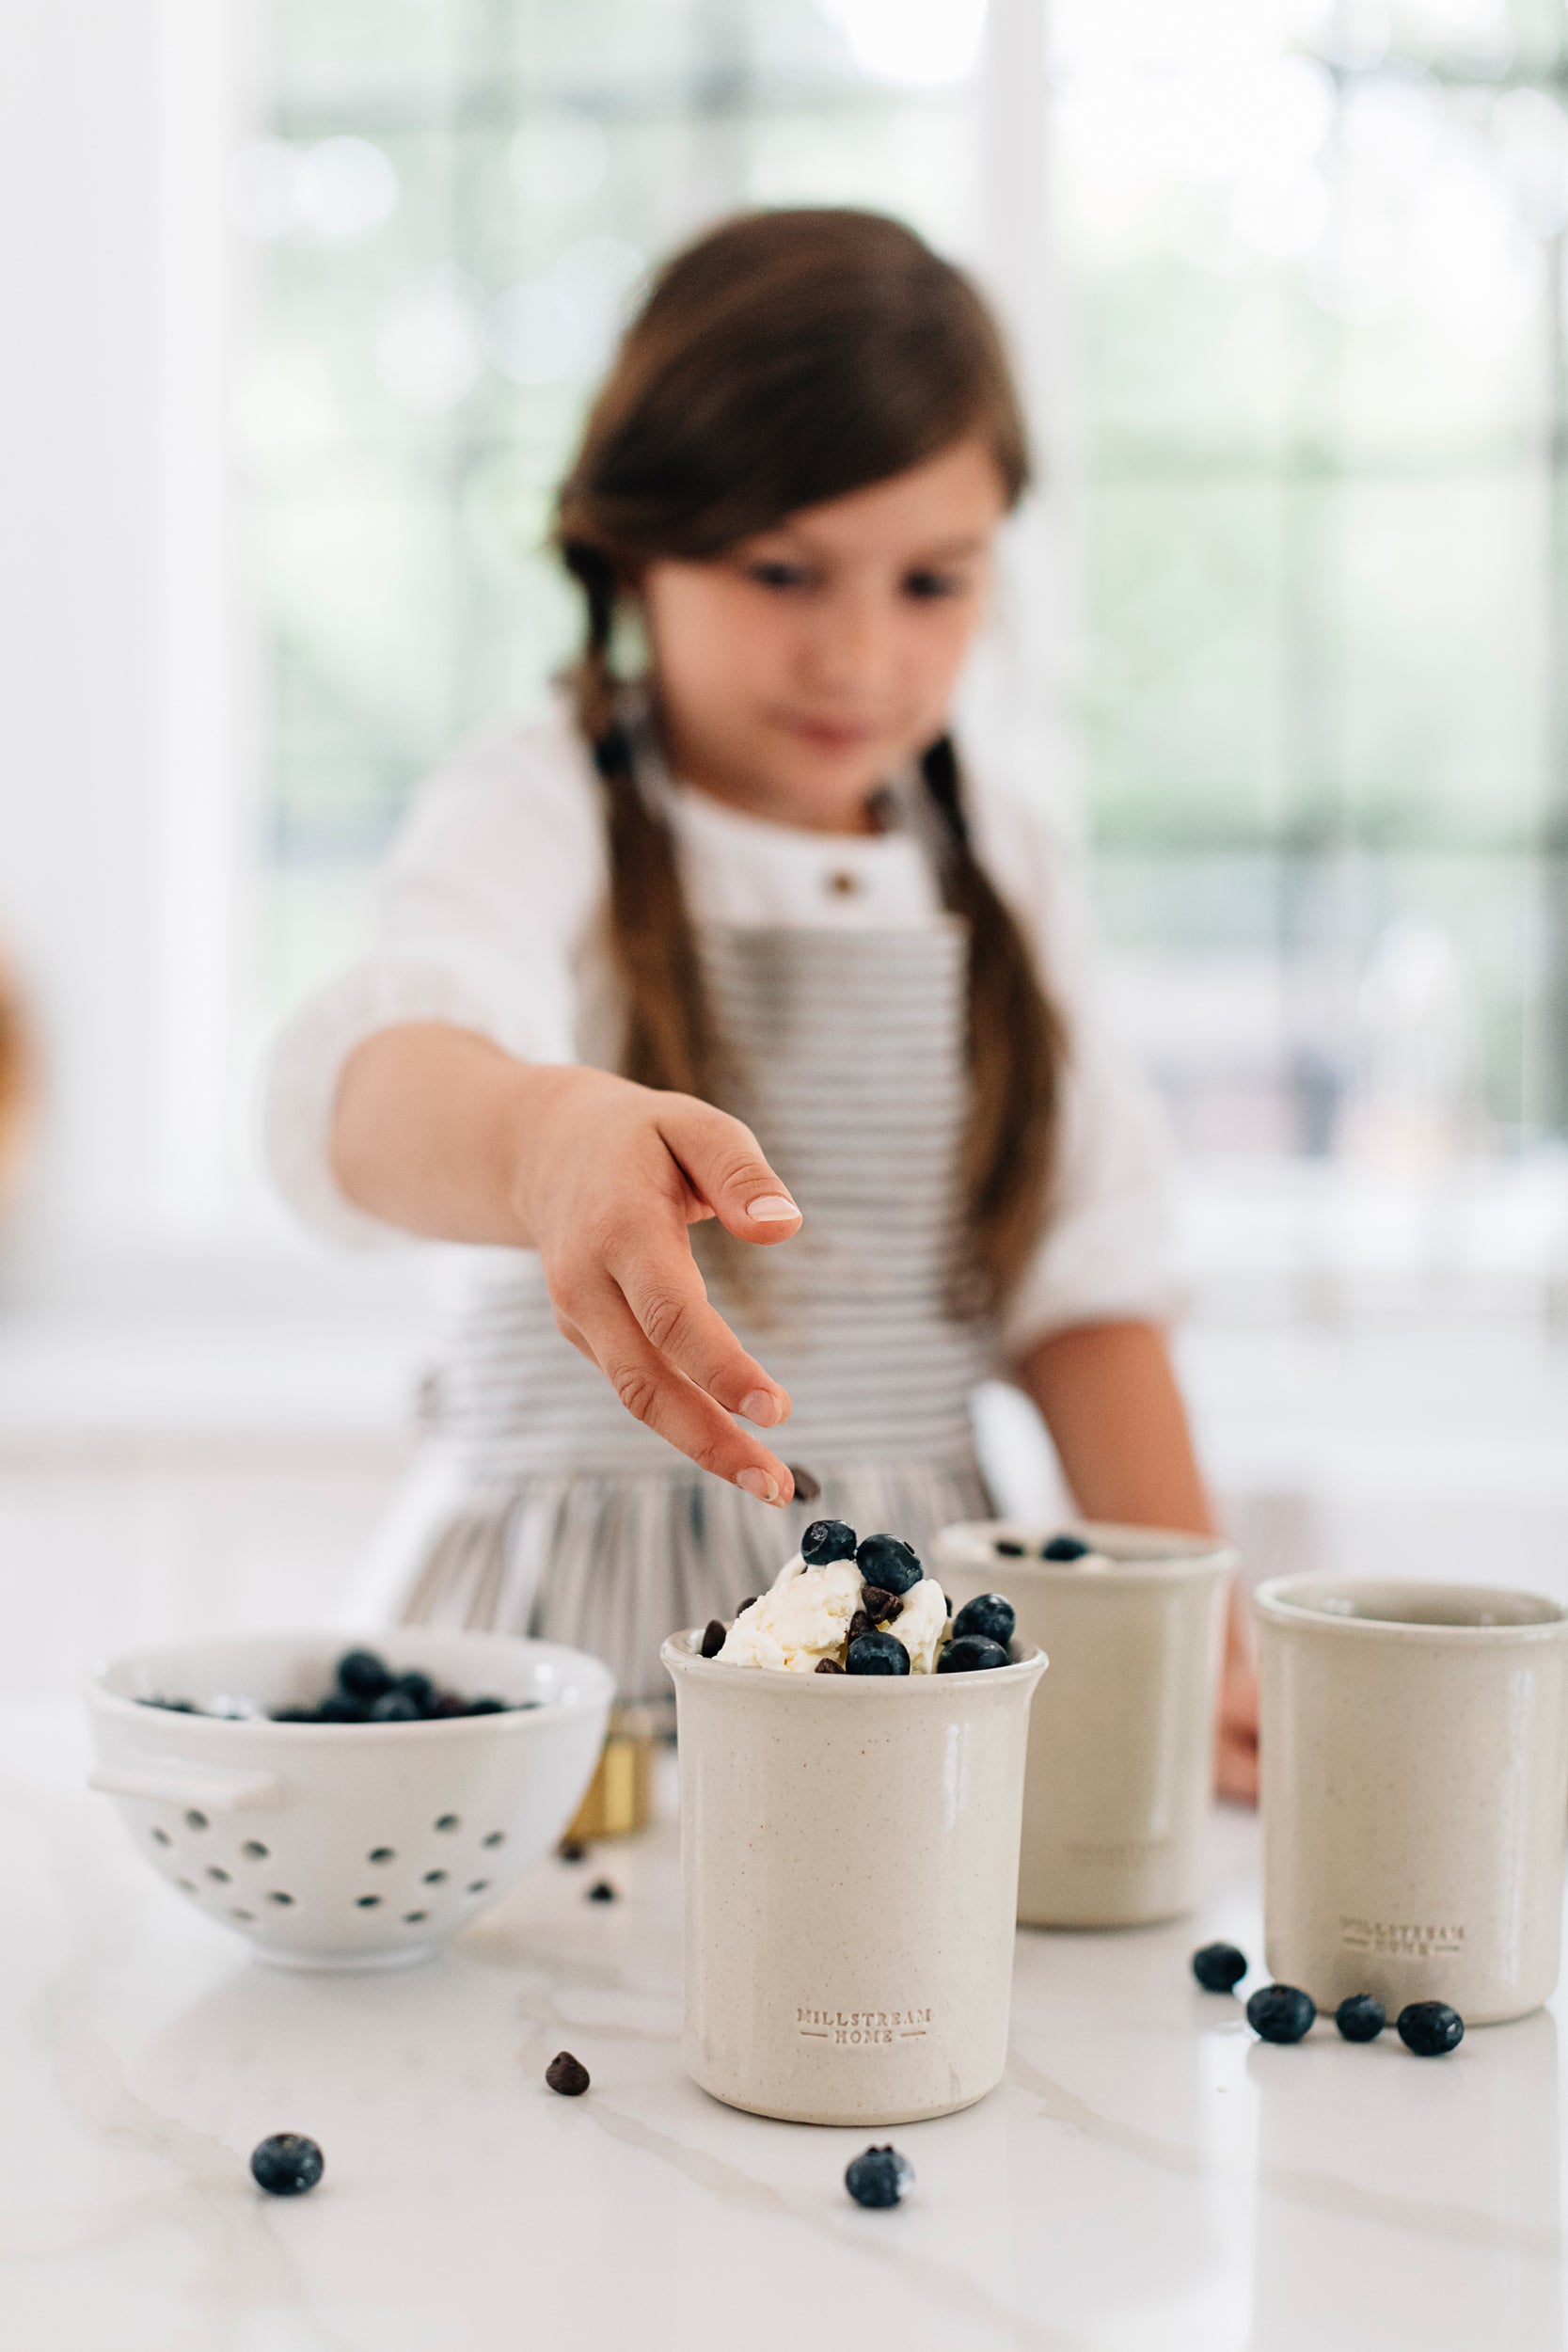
88,1763,283,1812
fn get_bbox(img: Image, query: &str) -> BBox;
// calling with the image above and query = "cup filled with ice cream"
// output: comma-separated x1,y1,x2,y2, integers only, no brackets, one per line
662,1519,1046,2126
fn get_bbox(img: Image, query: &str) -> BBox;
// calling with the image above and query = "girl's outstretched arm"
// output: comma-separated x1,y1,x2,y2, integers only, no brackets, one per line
1013,1318,1259,1804
331,1022,803,1505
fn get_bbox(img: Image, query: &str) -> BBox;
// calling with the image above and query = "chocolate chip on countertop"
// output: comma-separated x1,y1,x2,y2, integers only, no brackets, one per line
860,1585,901,1622
557,1838,587,1864
546,2051,591,2096
787,1465,822,1502
699,1618,727,1658
587,1880,617,1903
816,1657,846,1674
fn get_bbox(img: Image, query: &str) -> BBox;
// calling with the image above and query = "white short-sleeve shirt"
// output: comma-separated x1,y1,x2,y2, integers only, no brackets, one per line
262,695,1175,1360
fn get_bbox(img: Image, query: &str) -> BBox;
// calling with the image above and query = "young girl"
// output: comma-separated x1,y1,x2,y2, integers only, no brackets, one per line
265,208,1258,1799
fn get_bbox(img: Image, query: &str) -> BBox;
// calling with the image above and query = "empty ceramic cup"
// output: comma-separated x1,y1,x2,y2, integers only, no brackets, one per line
1257,1576,1568,2024
938,1520,1233,1929
662,1628,1046,2126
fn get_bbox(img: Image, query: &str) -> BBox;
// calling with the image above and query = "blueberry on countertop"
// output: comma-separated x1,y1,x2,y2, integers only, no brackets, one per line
802,1519,857,1565
546,2050,591,2096
1336,1994,1386,2042
587,1880,617,1903
855,1534,922,1595
845,2145,914,2209
250,2134,325,2197
1041,1534,1090,1562
336,1649,394,1702
1246,1984,1316,2043
1398,2001,1465,2057
1191,1941,1248,1994
846,1630,911,1677
936,1634,1010,1674
952,1594,1016,1648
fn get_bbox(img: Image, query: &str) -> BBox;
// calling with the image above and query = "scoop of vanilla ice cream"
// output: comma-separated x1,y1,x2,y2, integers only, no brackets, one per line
889,1576,949,1673
717,1555,863,1672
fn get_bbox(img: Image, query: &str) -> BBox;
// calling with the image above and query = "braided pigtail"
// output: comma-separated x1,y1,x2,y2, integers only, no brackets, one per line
561,542,717,1103
921,733,1066,1314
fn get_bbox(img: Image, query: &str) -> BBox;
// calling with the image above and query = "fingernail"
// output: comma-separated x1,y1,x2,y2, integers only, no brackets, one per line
747,1194,800,1223
736,1468,781,1503
741,1390,779,1427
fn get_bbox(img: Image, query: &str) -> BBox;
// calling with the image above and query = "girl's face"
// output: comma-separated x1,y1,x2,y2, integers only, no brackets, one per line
640,437,1008,834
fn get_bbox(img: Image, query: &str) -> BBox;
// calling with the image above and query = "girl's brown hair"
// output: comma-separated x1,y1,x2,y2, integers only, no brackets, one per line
554,206,1064,1315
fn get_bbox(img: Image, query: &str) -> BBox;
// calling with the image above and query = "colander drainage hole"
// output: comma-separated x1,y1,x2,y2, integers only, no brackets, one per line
434,1814,461,1833
150,1827,171,1848
185,1810,209,1832
242,1840,270,1862
423,1869,448,1884
367,1846,395,1865
356,1895,382,1909
403,1911,429,1925
206,1867,230,1883
466,1880,490,1896
266,1891,294,1906
482,1831,505,1849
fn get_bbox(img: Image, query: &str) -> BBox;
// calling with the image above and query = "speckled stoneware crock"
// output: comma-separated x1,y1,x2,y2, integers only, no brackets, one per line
1257,1576,1568,2026
662,1630,1046,2126
937,1521,1233,1930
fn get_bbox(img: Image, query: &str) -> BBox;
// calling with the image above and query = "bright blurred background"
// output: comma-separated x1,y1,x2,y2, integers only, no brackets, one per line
3,0,1567,1692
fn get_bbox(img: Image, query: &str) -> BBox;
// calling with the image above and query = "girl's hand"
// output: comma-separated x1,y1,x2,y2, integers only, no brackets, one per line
1215,1585,1259,1804
514,1066,802,1503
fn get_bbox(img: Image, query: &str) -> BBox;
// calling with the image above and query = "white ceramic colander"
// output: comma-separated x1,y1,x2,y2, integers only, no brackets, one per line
87,1628,613,1970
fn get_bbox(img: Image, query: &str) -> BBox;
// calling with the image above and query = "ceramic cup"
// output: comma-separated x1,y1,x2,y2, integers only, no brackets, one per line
1256,1576,1568,2025
937,1521,1233,1930
661,1629,1046,2126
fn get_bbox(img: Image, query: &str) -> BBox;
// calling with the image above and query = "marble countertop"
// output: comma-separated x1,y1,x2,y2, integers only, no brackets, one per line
7,1701,1564,2352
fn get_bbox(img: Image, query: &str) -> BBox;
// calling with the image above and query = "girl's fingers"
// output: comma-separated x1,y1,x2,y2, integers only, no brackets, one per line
655,1097,803,1247
606,1232,791,1428
570,1277,796,1502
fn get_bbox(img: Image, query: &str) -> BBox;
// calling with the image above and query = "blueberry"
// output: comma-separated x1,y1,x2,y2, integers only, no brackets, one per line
370,1692,423,1722
336,1649,393,1702
268,1706,321,1724
855,1534,922,1595
936,1634,1009,1673
316,1695,366,1724
846,1631,911,1677
952,1594,1016,1647
801,1519,857,1565
1245,1983,1316,2043
1041,1534,1090,1562
249,2133,325,2196
587,1880,617,1903
394,1671,437,1711
1336,1994,1386,2042
1191,1941,1248,1993
464,1696,507,1715
1398,2000,1464,2057
845,2145,914,2208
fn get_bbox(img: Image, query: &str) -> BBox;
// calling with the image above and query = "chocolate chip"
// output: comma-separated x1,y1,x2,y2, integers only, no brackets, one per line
546,2051,591,2096
699,1618,726,1658
736,1597,757,1616
558,1838,587,1864
787,1464,822,1502
847,1610,876,1644
816,1657,846,1674
587,1880,616,1903
861,1585,901,1622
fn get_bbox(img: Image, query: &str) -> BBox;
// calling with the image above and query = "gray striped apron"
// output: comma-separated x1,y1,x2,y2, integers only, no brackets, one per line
359,916,997,1715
